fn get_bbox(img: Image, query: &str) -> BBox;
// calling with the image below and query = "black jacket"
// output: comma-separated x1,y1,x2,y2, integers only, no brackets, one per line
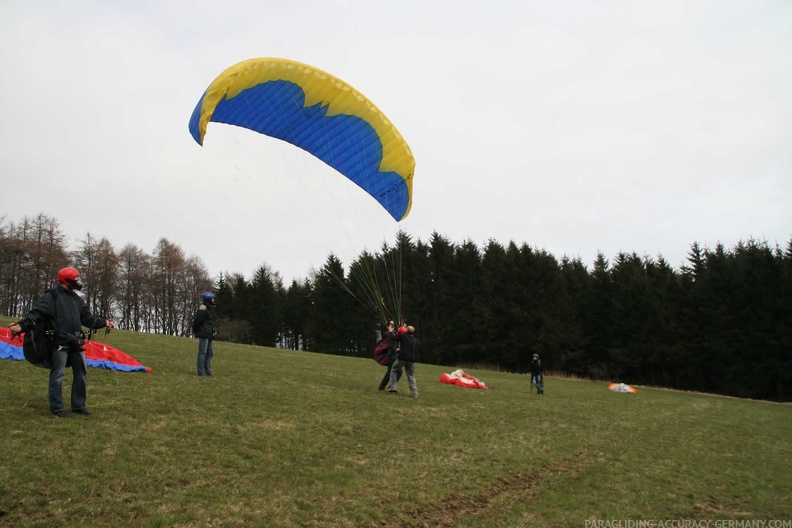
390,332,418,362
192,305,215,339
530,359,543,376
19,285,107,350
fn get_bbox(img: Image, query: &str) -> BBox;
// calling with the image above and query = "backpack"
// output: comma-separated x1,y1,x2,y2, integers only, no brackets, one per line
372,337,392,366
22,290,58,369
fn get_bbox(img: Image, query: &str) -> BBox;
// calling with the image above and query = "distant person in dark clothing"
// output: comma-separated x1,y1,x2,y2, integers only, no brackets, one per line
378,320,402,390
9,267,114,418
387,323,419,398
530,353,544,394
192,291,217,376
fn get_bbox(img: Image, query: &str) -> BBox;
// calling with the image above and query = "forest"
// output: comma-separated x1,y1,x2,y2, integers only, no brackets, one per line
2,213,790,401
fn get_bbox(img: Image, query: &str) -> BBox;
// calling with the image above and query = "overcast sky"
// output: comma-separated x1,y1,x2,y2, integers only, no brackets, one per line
1,0,789,284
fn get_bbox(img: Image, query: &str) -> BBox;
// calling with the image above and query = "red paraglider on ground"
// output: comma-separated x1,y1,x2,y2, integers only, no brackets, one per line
0,327,151,373
439,369,488,389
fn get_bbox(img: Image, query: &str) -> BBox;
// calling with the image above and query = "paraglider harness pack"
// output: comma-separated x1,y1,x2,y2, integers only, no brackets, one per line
372,337,396,366
22,290,59,369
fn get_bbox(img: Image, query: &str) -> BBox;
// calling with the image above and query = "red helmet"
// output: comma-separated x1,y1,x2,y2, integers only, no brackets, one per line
57,267,83,290
398,326,408,334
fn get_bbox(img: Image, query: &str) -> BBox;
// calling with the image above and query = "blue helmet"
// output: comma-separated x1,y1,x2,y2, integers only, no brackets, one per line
202,292,215,302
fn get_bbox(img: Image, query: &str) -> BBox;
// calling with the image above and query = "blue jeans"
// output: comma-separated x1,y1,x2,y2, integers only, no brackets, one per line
197,338,214,375
388,358,418,397
379,360,403,390
49,346,87,413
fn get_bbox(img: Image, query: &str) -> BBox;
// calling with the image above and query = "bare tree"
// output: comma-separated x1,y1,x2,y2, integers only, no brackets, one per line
0,216,18,316
70,234,119,325
93,237,119,318
178,255,213,336
1,215,214,338
117,243,151,332
0,214,68,316
151,238,187,335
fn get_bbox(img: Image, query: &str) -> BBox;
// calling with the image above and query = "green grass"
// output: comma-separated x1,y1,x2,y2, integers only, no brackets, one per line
1,319,790,527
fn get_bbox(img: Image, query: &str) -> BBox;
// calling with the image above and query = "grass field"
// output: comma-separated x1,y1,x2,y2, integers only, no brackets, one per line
1,320,790,527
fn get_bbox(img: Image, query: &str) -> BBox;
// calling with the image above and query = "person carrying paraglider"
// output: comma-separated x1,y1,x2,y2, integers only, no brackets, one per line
378,320,403,391
530,353,544,394
386,322,419,398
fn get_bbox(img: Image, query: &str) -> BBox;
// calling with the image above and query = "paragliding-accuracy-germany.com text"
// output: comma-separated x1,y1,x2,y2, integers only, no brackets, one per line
584,520,791,528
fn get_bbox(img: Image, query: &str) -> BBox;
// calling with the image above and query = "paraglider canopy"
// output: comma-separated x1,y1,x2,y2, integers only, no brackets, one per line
0,328,151,373
608,382,637,394
188,57,415,222
439,369,488,389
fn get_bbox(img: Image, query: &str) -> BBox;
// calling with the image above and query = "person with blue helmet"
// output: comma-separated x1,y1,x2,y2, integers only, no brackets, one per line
192,291,217,376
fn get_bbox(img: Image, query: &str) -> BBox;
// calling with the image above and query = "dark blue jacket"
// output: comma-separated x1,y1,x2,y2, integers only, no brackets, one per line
192,305,215,339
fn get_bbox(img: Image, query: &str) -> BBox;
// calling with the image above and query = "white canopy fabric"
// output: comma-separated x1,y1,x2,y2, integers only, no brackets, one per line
608,382,637,394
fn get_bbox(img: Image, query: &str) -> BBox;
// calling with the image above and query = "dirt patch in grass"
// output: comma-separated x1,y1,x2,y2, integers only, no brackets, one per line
371,451,588,528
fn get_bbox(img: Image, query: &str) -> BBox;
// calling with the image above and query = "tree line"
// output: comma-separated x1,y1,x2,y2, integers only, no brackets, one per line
1,214,790,401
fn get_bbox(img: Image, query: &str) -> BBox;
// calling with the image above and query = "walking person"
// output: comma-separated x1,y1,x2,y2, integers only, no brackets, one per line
192,291,217,376
530,353,544,394
387,323,419,398
9,267,114,418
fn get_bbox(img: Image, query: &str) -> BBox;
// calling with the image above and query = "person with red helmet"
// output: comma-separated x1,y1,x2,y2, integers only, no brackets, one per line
9,267,114,418
385,322,419,398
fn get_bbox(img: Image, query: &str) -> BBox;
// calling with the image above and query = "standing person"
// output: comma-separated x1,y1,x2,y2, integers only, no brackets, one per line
530,353,544,394
192,291,217,376
378,320,402,391
387,323,419,398
9,267,114,418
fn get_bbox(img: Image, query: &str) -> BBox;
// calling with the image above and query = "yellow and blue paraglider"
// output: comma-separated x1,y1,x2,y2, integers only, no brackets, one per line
188,57,415,221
